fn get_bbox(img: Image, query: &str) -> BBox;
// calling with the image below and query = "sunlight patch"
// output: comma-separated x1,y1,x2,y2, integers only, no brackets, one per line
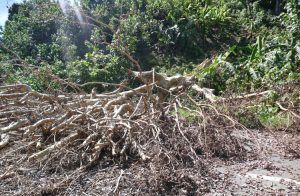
58,0,83,24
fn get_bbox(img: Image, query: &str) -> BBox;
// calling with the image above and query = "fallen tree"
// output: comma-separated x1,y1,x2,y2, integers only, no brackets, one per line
0,71,248,165
0,71,299,195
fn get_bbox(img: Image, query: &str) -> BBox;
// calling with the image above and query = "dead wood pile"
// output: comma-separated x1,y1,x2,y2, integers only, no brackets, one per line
1,71,299,195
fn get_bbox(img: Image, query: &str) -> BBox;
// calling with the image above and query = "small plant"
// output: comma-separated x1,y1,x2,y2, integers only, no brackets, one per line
177,108,198,123
258,108,292,129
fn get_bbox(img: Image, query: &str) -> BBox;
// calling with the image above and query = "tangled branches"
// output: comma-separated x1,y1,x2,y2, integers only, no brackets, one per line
0,72,268,194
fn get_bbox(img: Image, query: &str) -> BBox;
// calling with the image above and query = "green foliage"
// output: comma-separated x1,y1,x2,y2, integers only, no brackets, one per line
1,0,235,90
2,0,91,64
67,51,130,85
196,1,300,94
231,89,298,129
0,62,60,91
235,103,292,130
257,106,292,129
144,0,231,59
0,0,299,94
177,108,198,123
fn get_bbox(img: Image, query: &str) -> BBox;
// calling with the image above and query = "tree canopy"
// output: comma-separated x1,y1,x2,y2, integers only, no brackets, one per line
0,0,299,92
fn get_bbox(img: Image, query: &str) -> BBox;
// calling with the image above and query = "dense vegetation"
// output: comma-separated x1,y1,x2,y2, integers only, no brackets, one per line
1,0,299,93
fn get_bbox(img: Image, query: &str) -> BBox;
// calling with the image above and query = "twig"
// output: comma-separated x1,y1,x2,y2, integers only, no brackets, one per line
113,170,124,193
0,172,16,180
173,103,191,144
24,118,56,135
78,81,131,91
28,132,80,161
0,119,28,133
0,134,10,149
